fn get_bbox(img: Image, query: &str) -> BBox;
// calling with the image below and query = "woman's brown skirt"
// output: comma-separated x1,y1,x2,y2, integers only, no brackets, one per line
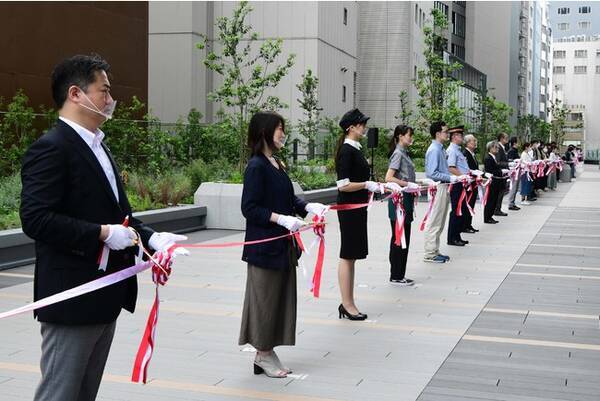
238,247,297,350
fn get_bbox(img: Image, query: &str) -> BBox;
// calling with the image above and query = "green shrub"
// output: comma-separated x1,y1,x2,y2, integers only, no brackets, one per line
0,173,22,230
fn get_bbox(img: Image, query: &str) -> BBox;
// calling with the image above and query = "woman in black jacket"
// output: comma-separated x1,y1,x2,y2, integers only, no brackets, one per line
239,111,326,378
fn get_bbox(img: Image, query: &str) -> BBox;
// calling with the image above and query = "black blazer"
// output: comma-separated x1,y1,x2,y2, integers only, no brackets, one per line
241,154,307,270
507,147,519,161
496,145,509,168
484,154,503,179
463,148,479,171
20,119,154,325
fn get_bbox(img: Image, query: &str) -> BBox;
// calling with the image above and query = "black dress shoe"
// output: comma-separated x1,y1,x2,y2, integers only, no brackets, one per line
460,239,469,244
508,205,521,211
463,228,477,234
338,304,367,321
468,226,479,232
448,239,467,246
484,218,499,224
494,211,508,217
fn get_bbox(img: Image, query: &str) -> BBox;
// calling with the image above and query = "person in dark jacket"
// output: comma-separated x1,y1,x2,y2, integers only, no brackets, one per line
494,133,510,216
484,141,504,224
20,54,187,401
462,134,480,233
239,111,326,378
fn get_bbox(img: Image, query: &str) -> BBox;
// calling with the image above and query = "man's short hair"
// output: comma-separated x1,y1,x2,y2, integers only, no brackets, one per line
486,140,498,152
509,136,518,146
51,54,111,108
497,132,508,141
430,121,447,138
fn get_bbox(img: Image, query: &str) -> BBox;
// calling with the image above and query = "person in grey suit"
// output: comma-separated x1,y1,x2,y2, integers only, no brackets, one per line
20,54,187,401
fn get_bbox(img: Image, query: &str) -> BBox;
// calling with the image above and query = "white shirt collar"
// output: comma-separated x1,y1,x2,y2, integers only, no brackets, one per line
59,116,105,148
488,152,496,161
344,137,362,150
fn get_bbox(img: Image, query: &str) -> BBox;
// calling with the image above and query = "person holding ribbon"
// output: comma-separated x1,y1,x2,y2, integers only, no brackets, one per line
462,134,480,234
506,136,521,210
335,108,384,320
20,54,187,401
547,144,559,190
493,133,511,217
423,122,467,263
239,111,326,378
446,126,470,247
385,125,418,286
520,142,534,205
484,141,505,223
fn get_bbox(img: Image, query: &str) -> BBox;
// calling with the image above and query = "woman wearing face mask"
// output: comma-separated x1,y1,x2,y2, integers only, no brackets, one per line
520,142,534,205
335,109,384,320
384,125,419,286
239,111,326,378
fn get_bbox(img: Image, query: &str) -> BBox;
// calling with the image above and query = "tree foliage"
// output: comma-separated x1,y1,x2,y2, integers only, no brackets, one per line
296,69,322,159
197,1,296,171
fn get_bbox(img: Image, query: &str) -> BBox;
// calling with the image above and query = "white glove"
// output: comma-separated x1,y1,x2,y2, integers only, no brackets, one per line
484,172,493,179
305,202,328,216
420,178,438,186
458,174,470,181
365,181,383,193
471,169,484,176
149,232,189,255
105,224,136,250
450,175,459,183
508,162,516,168
501,169,509,175
276,215,306,232
406,182,420,190
384,182,402,193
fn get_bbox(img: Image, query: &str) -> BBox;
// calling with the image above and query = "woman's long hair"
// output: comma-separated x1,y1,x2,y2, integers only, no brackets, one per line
334,129,348,168
389,125,413,157
247,111,285,156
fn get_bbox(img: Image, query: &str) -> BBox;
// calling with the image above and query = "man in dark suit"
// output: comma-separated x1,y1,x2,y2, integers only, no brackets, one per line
493,133,510,216
20,54,187,401
484,141,504,224
462,134,480,233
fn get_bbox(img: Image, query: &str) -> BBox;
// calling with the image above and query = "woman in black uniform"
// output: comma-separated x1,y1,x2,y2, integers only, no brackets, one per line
335,109,384,320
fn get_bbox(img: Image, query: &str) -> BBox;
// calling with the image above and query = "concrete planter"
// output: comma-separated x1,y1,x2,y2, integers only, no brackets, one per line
0,205,207,271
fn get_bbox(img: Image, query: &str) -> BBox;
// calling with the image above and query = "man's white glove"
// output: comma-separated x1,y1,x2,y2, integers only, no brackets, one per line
149,232,190,256
305,202,328,216
420,178,438,186
508,161,516,168
450,175,459,183
471,169,484,176
484,172,493,179
501,169,510,175
406,182,420,190
105,225,136,250
276,215,306,232
365,181,383,193
384,182,402,193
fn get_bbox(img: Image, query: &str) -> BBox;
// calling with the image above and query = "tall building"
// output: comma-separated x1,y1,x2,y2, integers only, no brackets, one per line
149,1,358,125
551,2,600,152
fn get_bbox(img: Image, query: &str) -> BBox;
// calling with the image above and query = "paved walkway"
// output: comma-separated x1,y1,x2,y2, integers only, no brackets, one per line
0,166,596,401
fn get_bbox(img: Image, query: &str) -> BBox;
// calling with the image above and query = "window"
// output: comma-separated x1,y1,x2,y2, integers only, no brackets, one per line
343,8,348,25
575,49,588,58
596,65,600,74
555,84,563,91
452,12,466,38
558,7,570,14
574,65,587,74
451,43,465,59
434,1,448,17
553,66,566,74
579,21,591,29
353,72,357,107
414,65,417,80
342,85,346,102
579,6,591,13
415,4,418,24
554,50,566,58
596,49,600,57
558,23,570,30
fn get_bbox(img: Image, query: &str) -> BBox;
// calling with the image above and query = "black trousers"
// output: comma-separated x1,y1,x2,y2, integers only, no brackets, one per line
463,183,478,231
494,180,507,213
448,183,465,242
389,219,412,280
485,180,502,221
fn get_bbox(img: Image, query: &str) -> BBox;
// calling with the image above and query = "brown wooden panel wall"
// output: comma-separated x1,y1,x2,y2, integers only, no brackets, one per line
0,1,148,111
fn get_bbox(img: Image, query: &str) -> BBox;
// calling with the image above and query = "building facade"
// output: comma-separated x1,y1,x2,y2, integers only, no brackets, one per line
551,2,600,153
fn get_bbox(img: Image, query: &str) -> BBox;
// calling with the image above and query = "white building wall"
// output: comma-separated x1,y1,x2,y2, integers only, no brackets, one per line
553,40,600,151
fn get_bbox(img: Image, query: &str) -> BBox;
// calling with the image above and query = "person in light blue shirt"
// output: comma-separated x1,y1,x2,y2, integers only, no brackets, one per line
423,122,454,263
446,126,470,246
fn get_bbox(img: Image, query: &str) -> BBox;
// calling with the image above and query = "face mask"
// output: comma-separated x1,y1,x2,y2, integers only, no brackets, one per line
275,135,287,148
78,88,116,121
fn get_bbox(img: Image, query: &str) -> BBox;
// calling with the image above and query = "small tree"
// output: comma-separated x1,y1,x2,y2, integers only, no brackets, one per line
473,89,514,148
516,114,551,143
414,9,465,131
549,99,573,148
395,90,414,125
197,1,296,171
296,69,322,160
0,90,37,176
